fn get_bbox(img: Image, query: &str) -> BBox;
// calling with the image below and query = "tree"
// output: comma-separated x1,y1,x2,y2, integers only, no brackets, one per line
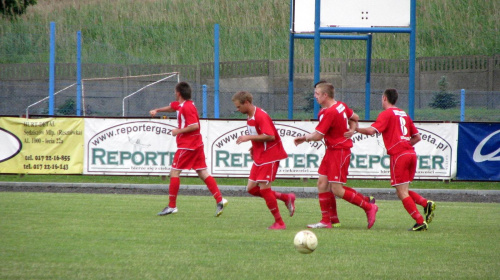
0,0,37,17
429,76,458,110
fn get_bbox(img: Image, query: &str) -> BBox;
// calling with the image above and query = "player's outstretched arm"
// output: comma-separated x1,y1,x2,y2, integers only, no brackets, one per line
294,131,323,146
356,126,377,136
150,105,176,116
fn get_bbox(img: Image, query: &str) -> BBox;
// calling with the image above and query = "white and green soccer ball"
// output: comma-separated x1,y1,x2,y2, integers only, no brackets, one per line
293,230,318,254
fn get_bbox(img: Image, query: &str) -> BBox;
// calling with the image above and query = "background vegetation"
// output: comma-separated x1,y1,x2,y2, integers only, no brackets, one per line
0,0,498,64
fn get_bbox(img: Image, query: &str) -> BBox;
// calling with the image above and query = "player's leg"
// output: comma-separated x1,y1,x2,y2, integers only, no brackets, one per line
158,168,182,216
395,183,427,231
197,168,223,203
308,175,333,229
343,186,375,204
408,190,436,223
247,163,294,216
329,149,377,229
260,182,286,230
197,169,227,217
249,162,285,229
392,153,427,231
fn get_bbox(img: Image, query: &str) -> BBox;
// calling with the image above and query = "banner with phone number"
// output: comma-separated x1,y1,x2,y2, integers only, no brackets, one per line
0,117,84,174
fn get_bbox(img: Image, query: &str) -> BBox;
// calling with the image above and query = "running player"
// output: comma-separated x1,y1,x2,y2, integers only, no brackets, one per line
232,91,296,230
150,82,228,217
356,88,436,231
294,81,378,229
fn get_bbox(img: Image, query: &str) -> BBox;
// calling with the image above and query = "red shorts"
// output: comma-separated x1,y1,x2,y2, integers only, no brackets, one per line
249,161,280,184
318,149,350,184
390,151,417,186
171,146,207,171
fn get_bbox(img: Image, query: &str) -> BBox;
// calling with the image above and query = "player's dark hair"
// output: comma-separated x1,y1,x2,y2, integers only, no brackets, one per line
176,82,192,100
314,80,327,87
384,88,398,105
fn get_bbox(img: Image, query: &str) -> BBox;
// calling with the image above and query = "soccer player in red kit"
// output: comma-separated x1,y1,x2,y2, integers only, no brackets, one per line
294,82,378,229
150,82,228,217
232,91,296,230
356,88,436,231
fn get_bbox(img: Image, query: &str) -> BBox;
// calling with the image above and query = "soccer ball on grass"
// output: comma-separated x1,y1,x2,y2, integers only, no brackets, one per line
293,230,318,254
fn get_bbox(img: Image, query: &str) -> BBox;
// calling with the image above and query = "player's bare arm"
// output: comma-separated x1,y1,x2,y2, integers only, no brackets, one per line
236,134,274,144
345,115,359,138
149,105,176,116
410,133,421,146
294,131,323,146
172,123,199,136
356,126,377,136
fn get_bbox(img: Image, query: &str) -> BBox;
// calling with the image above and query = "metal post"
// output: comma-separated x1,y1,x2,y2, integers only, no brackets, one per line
408,0,417,119
365,34,373,120
313,0,321,117
49,22,56,116
203,85,208,118
76,31,82,116
288,33,295,120
214,24,220,119
460,89,465,121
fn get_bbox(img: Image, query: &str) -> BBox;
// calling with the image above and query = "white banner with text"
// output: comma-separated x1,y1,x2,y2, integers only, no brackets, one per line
83,119,458,179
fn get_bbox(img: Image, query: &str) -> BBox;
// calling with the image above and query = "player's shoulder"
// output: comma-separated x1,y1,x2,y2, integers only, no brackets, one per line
255,106,271,119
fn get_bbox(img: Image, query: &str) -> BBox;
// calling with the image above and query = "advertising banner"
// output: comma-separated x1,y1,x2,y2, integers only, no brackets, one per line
0,117,84,174
207,120,458,180
457,123,500,181
208,120,321,178
2,117,459,180
84,118,187,175
351,122,458,179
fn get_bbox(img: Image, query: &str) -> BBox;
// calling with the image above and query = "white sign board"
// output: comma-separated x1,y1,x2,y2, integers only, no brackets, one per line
293,0,411,33
83,119,457,180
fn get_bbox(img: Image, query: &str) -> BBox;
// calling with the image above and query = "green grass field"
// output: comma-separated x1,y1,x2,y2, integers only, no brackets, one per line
1,192,499,279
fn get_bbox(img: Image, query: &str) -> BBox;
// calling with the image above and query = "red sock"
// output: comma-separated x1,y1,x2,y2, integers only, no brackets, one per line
274,191,289,203
328,192,340,223
343,186,370,203
409,191,427,207
168,177,180,208
248,186,262,197
260,188,284,224
402,196,424,224
318,192,332,224
204,176,222,203
342,187,372,211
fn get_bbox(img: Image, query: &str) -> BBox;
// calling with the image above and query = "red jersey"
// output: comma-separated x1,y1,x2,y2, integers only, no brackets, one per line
371,107,419,156
315,101,354,150
170,100,203,150
247,107,288,165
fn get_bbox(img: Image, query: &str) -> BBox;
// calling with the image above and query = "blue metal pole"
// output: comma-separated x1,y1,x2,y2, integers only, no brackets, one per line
365,34,373,120
202,85,208,118
460,89,465,121
408,0,417,119
288,0,295,120
49,22,56,116
76,31,82,116
288,32,295,120
313,0,321,117
214,24,220,119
